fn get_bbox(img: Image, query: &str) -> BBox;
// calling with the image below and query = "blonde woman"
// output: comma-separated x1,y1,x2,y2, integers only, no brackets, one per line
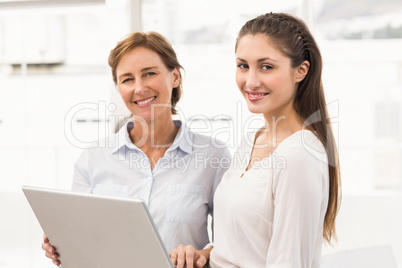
42,32,230,266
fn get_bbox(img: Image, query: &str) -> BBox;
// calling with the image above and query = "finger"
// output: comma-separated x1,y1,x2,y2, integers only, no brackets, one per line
196,255,207,268
177,245,186,268
185,245,195,268
45,251,59,261
42,243,55,254
45,251,58,260
43,234,49,243
52,259,61,266
41,243,49,252
169,248,178,265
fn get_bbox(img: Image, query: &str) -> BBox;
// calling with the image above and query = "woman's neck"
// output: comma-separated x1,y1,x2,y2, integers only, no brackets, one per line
130,116,179,151
261,108,303,146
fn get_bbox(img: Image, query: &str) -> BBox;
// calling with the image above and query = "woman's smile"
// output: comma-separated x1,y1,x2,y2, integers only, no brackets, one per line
246,91,269,102
134,96,157,107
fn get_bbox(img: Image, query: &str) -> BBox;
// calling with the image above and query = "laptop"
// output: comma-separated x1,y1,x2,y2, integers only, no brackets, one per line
22,185,175,268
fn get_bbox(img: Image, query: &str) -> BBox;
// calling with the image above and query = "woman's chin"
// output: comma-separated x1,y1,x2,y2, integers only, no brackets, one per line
246,104,265,115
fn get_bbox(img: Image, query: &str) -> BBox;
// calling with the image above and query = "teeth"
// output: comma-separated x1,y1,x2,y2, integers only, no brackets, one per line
249,93,268,97
136,97,156,105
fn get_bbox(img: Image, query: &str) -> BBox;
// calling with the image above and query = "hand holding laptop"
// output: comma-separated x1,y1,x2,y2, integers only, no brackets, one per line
24,186,175,268
42,234,60,266
170,244,211,268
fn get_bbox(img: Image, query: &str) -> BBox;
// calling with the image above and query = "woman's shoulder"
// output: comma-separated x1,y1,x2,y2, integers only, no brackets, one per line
276,130,328,168
78,130,124,156
278,130,324,152
190,130,231,156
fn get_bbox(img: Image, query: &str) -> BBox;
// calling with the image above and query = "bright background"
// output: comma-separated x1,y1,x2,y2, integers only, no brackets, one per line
0,0,402,267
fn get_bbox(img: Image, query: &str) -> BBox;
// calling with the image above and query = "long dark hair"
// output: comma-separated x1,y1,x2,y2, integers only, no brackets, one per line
236,12,341,243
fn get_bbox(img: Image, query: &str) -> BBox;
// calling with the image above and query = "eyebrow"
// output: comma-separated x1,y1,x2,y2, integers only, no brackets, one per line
236,57,278,62
141,66,158,72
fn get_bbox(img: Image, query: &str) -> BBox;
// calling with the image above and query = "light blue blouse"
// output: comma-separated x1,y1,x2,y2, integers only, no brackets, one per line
72,120,231,252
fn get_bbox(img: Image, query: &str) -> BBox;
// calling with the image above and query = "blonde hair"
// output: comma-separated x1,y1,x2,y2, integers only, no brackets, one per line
108,31,183,114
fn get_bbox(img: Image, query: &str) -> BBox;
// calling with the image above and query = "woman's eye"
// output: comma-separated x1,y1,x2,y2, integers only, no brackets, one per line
122,78,133,83
144,72,156,77
237,64,248,69
262,65,273,70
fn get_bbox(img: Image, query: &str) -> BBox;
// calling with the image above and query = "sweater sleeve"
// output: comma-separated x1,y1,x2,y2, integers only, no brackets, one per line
266,144,328,268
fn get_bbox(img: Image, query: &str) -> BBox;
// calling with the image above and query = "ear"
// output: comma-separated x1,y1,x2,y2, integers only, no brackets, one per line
171,67,180,88
295,60,310,83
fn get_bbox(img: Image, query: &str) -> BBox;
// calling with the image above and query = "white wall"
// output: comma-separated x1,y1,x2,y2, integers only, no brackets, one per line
0,2,131,267
323,193,402,267
0,1,402,267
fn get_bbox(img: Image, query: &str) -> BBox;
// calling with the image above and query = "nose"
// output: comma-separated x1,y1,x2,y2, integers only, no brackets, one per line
134,79,148,95
245,70,261,90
